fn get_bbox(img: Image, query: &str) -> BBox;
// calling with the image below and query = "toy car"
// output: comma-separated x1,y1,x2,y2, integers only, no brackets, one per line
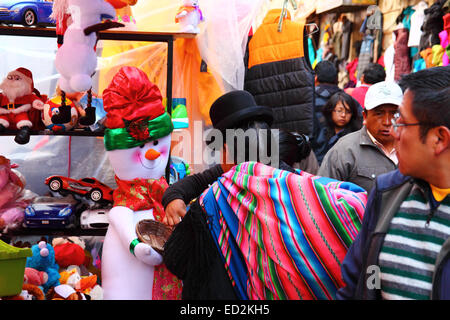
80,207,110,229
0,0,55,27
45,175,114,203
23,195,78,229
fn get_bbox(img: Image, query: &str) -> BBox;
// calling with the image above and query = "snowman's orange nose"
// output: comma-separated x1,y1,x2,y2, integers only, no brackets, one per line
145,148,161,160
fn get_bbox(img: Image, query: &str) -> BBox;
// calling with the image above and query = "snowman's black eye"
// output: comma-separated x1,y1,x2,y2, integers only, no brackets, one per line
139,144,145,148
153,140,159,146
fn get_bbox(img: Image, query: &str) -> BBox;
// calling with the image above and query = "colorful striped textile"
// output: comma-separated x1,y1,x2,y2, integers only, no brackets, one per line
199,162,367,300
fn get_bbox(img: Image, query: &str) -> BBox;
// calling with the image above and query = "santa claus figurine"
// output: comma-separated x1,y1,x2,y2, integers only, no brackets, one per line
0,68,45,144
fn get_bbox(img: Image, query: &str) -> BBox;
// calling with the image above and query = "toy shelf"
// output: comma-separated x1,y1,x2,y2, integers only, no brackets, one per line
0,128,105,137
3,227,106,237
0,26,196,138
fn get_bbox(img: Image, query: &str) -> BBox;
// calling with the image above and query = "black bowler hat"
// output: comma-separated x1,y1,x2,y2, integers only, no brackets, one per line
209,90,273,132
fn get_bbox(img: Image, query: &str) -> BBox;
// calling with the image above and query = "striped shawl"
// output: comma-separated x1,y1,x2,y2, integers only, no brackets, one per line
199,162,367,300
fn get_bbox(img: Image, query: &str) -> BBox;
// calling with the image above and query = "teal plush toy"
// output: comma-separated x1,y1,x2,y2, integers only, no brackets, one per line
26,241,60,293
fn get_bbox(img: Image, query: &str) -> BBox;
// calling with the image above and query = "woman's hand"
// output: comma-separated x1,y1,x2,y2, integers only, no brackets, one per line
163,199,187,226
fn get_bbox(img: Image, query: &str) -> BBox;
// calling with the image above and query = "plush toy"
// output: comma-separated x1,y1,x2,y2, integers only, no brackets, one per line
24,267,48,287
46,284,86,300
0,156,31,232
0,68,45,144
53,0,121,126
25,241,60,293
2,283,45,300
53,242,86,269
175,0,204,33
36,89,81,132
100,66,182,300
59,265,82,288
58,265,103,299
105,0,138,30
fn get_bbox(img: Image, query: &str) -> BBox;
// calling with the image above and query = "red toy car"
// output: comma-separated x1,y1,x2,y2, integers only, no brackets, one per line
45,175,114,203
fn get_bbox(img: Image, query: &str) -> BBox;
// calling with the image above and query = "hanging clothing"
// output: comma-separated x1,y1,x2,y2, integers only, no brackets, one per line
384,44,395,82
341,18,352,60
244,9,315,136
394,28,411,81
408,1,428,47
439,30,449,66
431,44,445,66
356,35,374,81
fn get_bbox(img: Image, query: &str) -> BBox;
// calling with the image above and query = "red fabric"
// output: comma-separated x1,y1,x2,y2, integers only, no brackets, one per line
350,85,370,109
346,58,359,83
113,176,168,221
112,175,182,300
102,66,165,129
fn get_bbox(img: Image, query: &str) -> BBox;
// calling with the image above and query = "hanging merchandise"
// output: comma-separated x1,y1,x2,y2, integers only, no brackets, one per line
439,29,449,66
365,5,383,63
408,1,428,48
340,15,352,61
384,42,395,82
394,25,411,81
356,5,382,81
419,0,446,52
356,34,374,82
244,9,314,137
331,18,343,61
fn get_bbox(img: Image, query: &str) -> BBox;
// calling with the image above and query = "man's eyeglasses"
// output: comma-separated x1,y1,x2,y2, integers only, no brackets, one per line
391,113,422,133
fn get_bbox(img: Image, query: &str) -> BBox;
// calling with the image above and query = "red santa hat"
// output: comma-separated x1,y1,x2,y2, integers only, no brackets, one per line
13,67,34,91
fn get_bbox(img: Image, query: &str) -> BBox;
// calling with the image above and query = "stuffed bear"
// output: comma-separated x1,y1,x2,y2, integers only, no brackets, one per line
25,241,60,293
175,0,204,33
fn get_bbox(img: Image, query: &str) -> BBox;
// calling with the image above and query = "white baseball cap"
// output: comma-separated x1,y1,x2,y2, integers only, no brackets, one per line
364,81,403,110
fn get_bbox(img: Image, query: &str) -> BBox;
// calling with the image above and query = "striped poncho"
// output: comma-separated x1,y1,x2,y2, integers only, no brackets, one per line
199,162,367,300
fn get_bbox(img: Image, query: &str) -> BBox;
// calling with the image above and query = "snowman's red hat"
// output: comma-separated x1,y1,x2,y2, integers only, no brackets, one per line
103,66,173,151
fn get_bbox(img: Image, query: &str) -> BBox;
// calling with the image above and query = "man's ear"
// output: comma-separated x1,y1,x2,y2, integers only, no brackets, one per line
362,110,367,126
433,126,450,156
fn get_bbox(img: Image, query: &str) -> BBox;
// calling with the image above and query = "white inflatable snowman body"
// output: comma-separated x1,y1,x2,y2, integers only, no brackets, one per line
175,0,204,33
100,66,177,300
102,136,170,300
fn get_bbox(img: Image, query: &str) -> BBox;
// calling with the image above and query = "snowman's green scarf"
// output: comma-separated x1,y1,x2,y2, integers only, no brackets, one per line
104,113,173,151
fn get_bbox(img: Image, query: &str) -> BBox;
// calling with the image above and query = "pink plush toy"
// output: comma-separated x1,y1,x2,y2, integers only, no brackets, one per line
24,267,48,287
0,156,29,231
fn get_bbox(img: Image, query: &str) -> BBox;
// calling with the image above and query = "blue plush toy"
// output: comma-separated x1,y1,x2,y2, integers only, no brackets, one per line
26,241,60,293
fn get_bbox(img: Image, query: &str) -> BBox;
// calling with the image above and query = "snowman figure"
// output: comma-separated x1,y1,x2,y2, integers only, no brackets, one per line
101,66,181,300
175,0,204,33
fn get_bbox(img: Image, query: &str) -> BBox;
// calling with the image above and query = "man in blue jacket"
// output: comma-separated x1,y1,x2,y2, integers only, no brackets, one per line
337,66,450,300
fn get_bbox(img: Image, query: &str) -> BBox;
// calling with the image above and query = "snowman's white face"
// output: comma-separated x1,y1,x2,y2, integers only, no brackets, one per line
107,134,171,181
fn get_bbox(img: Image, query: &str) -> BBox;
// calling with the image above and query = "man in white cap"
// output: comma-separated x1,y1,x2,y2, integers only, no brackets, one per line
318,81,403,192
